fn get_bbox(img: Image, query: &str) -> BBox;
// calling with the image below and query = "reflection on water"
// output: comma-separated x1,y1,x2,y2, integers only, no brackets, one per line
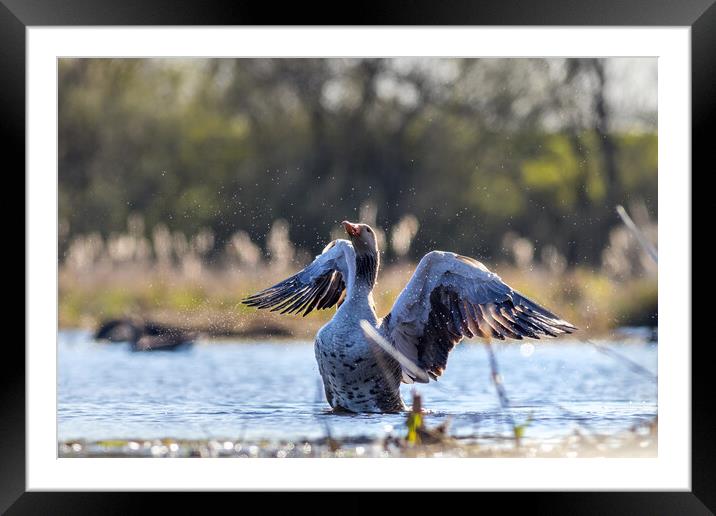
58,330,657,442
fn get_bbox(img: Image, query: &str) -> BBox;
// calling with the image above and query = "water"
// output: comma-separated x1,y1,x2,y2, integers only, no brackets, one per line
58,330,657,443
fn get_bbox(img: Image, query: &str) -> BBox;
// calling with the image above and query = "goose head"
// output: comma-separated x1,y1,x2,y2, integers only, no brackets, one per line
342,221,378,256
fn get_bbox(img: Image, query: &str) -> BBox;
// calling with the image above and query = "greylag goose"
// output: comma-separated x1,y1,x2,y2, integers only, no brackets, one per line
243,221,576,413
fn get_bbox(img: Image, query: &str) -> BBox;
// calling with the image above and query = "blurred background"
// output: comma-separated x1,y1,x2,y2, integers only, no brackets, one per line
58,58,657,338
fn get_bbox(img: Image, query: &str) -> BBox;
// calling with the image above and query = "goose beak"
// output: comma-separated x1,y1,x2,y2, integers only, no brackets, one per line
342,221,361,237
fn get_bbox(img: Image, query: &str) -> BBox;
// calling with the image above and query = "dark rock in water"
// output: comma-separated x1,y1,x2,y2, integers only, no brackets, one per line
132,333,195,352
95,318,196,351
95,318,143,342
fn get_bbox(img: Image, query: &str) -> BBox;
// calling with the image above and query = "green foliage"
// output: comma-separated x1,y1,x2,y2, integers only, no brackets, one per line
522,134,581,210
59,58,657,265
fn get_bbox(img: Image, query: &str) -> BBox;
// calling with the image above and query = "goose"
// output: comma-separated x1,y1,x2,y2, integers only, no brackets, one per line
243,221,576,413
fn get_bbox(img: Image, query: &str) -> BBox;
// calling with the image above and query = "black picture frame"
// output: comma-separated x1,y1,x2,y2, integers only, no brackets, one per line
7,0,709,512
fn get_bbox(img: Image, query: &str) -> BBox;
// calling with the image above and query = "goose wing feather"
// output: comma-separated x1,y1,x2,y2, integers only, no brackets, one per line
242,239,354,317
384,251,576,383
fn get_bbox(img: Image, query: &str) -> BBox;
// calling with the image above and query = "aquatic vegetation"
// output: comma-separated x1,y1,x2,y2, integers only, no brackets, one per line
58,418,657,459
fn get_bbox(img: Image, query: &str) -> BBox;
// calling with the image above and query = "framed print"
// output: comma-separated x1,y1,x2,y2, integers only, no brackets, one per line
9,0,710,512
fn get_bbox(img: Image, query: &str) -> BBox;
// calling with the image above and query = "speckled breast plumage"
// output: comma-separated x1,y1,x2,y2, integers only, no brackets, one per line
314,332,405,413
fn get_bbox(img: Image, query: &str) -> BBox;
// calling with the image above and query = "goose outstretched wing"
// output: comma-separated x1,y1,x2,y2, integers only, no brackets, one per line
242,239,354,317
384,251,576,383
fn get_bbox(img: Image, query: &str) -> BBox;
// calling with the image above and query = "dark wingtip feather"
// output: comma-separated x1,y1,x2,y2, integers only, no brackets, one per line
242,270,345,317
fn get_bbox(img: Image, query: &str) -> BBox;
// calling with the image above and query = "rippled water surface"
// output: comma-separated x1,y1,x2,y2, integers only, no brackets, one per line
58,331,657,442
